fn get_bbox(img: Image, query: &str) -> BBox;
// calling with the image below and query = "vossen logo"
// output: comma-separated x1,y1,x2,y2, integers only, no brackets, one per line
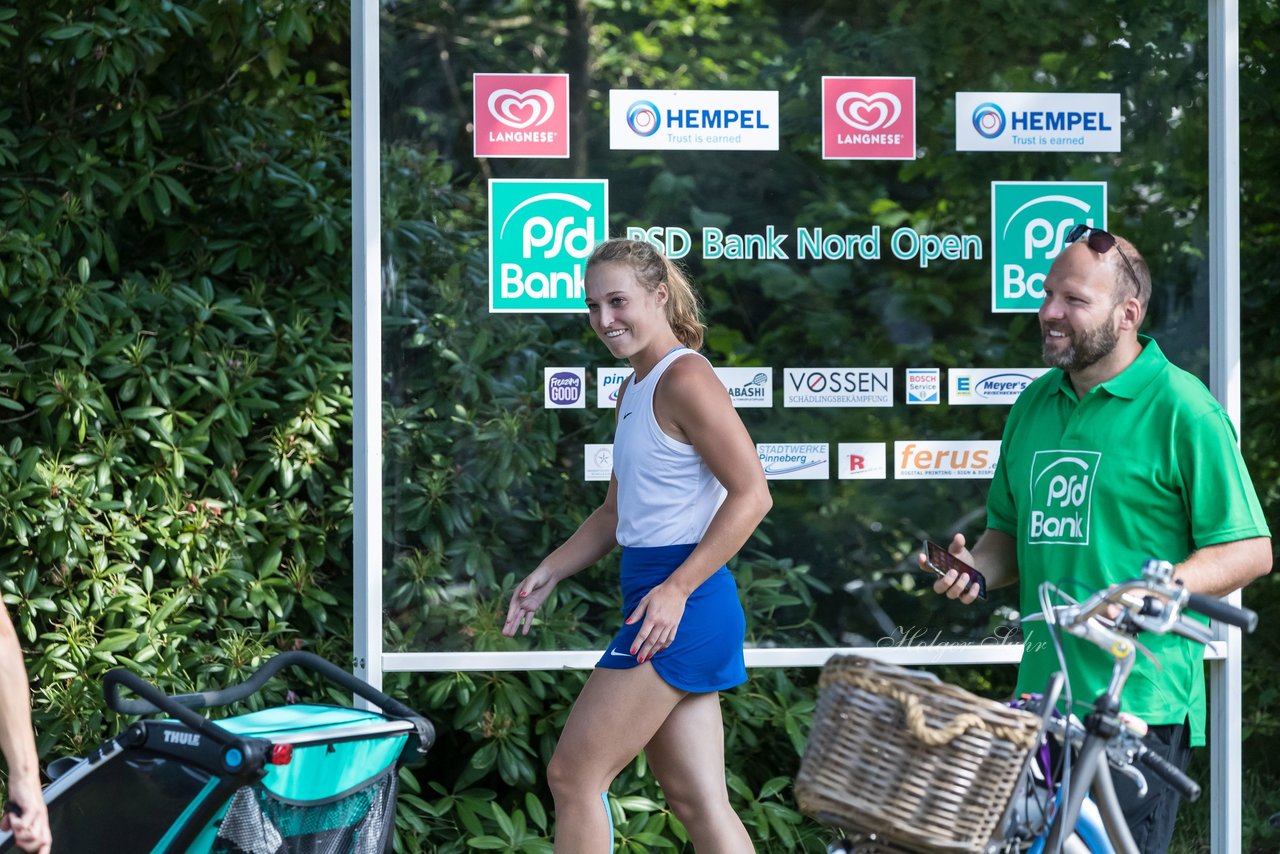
163,730,202,748
544,367,585,408
489,179,607,313
894,441,1001,479
757,443,828,480
609,90,779,151
713,367,773,408
956,92,1121,153
1028,450,1101,545
596,368,634,409
822,76,916,160
783,368,892,408
991,182,1107,313
473,73,570,159
949,368,1049,405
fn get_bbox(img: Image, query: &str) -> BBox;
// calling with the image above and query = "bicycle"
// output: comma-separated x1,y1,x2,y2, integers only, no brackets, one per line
795,558,1258,854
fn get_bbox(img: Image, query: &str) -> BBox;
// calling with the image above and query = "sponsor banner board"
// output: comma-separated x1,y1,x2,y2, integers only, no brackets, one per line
783,368,893,407
948,368,1050,405
894,440,1001,479
822,76,916,160
585,444,614,482
610,90,779,151
758,443,829,480
473,73,570,158
714,367,773,408
544,367,586,408
837,443,888,480
596,367,634,409
957,92,1121,153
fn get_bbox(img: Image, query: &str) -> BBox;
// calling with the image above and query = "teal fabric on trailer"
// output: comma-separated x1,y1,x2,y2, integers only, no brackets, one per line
214,704,392,737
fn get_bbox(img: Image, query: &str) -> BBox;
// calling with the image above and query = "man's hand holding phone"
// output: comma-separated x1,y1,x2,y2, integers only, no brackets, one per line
919,533,987,602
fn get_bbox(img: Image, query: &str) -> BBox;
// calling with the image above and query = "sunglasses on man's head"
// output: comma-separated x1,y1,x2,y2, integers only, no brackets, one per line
1065,223,1141,292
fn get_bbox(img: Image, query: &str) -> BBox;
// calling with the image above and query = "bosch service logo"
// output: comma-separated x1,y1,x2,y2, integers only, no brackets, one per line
626,100,660,136
972,101,1006,139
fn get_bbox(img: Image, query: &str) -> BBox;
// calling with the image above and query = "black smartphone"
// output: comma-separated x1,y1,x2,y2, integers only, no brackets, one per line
923,539,988,600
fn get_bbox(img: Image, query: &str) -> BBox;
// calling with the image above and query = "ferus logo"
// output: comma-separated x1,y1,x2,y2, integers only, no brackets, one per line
489,179,608,313
972,102,1006,138
473,73,570,159
626,101,660,136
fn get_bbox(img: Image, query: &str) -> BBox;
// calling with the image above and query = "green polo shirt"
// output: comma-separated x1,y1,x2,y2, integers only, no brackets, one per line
987,336,1270,746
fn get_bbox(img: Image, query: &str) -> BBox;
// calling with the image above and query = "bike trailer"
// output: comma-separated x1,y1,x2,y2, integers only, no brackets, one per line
0,652,434,854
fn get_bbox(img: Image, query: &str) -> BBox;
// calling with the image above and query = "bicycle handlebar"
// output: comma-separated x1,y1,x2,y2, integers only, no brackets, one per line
1138,747,1201,802
1184,592,1257,632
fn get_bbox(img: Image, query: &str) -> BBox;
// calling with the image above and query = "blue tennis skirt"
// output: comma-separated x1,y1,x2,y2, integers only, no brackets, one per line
595,543,747,693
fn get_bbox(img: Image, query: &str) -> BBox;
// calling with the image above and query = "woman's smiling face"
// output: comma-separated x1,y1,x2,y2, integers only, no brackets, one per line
584,261,669,360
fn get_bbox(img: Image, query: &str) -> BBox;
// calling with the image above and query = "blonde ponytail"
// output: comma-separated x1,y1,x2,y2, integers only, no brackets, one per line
586,238,705,349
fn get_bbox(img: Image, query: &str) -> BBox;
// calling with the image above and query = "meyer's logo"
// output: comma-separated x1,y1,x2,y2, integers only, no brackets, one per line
544,368,585,408
596,368,633,409
714,367,773,408
906,368,940,405
894,441,1001,479
585,444,613,482
609,90,779,151
956,93,1121,153
163,730,201,747
991,182,1107,313
757,443,828,480
838,443,887,480
473,74,570,159
489,179,607,313
822,77,916,160
783,368,892,407
949,368,1049,405
1028,450,1101,545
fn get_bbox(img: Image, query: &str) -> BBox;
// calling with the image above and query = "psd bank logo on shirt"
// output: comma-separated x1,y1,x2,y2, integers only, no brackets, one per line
1028,450,1102,545
473,73,570,159
822,76,916,160
991,182,1107,313
489,179,607,313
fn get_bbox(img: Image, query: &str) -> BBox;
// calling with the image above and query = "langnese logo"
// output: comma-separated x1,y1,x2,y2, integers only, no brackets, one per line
783,368,892,408
991,182,1107,313
609,90,780,151
596,368,633,409
957,93,1121,153
757,443,829,480
894,441,1000,479
473,73,570,159
584,444,613,482
714,367,773,408
544,367,585,408
949,368,1049,405
838,443,887,480
822,77,916,160
906,368,940,405
1028,450,1101,545
489,179,607,313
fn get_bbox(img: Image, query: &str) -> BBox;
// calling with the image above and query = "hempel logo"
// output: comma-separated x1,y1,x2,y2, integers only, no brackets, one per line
1028,450,1101,545
473,73,570,159
609,90,779,151
488,179,607,313
956,92,1121,153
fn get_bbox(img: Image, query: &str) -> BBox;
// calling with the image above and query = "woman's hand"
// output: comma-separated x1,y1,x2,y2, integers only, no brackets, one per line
503,566,559,637
625,583,689,663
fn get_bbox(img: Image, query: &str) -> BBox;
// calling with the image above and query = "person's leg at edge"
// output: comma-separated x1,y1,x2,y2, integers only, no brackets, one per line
645,690,755,853
548,664,689,854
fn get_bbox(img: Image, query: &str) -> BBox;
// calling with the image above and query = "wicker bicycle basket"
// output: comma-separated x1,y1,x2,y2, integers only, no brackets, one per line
796,655,1043,853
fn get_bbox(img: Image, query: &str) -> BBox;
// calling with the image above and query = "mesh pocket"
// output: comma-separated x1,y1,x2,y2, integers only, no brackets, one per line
213,767,397,854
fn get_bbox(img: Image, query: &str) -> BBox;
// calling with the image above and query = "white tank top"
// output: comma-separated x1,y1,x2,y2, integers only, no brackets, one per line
613,348,727,548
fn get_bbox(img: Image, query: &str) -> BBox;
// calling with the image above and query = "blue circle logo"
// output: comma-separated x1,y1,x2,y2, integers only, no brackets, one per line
626,101,660,136
972,102,1006,139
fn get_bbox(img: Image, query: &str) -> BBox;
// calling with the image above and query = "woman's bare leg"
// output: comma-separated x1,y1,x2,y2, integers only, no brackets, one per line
645,690,754,853
548,664,687,853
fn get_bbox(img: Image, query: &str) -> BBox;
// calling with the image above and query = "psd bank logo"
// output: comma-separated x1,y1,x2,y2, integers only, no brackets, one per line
991,182,1107,313
822,76,916,160
473,73,569,159
488,179,607,313
1028,450,1102,545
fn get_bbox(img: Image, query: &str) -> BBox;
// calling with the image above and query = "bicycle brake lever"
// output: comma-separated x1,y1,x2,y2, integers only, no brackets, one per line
1110,757,1148,799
